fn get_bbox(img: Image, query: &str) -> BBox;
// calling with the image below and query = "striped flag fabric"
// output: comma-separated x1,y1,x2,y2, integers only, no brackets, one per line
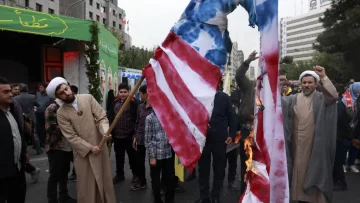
142,0,241,170
238,0,290,202
143,5,289,203
122,14,126,25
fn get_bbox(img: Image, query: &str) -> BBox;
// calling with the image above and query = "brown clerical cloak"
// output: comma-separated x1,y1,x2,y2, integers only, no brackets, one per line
57,94,116,203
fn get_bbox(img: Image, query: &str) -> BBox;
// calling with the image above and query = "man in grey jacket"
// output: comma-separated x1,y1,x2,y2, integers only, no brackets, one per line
14,84,43,155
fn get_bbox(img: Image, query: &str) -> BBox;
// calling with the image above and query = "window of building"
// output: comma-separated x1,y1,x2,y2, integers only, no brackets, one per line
287,26,323,37
113,9,116,16
287,20,319,31
102,7,106,13
119,24,122,30
287,33,318,42
287,13,323,25
89,12,93,20
119,14,122,19
113,21,116,27
48,8,54,14
103,18,106,25
25,0,29,7
96,3,100,9
96,15,100,22
89,0,93,6
36,3,42,12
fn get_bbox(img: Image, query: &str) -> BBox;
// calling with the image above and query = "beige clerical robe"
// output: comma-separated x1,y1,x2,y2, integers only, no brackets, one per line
57,94,116,203
291,77,337,203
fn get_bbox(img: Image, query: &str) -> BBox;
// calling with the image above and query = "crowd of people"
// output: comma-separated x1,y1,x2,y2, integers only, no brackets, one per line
1,50,360,203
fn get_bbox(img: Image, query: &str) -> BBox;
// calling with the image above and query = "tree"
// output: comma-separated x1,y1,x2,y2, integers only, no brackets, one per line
281,60,312,81
118,46,155,69
314,0,360,79
312,51,350,83
280,56,294,64
107,27,124,48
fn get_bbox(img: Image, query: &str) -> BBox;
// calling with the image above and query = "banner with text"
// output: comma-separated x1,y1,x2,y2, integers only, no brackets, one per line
0,5,91,41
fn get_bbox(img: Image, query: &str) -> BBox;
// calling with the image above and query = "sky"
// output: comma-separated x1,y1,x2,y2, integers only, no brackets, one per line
118,0,308,67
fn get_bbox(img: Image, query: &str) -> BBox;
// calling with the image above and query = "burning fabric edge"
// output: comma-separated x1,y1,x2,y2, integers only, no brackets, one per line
239,0,290,202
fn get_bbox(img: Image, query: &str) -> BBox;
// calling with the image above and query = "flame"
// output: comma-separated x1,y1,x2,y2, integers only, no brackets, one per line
244,123,254,181
234,131,241,144
244,98,261,181
256,98,262,106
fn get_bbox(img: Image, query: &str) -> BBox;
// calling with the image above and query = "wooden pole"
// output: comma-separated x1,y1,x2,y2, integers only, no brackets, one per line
99,76,145,150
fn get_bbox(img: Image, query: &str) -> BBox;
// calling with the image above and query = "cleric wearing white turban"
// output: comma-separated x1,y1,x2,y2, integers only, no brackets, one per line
46,76,116,203
299,70,320,83
46,77,68,99
282,65,338,203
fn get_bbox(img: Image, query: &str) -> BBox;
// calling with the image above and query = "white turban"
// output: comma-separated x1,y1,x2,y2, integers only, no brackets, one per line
299,71,320,82
46,77,68,99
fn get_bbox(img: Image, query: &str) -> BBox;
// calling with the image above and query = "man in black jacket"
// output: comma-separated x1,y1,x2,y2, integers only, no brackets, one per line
196,91,237,203
0,76,27,203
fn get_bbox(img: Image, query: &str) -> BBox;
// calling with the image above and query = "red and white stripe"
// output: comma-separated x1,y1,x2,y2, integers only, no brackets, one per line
239,0,289,201
143,31,222,170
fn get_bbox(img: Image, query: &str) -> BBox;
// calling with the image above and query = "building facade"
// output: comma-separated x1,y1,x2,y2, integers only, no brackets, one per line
0,0,132,49
280,0,331,61
59,0,131,49
225,42,244,85
0,0,60,14
246,65,256,81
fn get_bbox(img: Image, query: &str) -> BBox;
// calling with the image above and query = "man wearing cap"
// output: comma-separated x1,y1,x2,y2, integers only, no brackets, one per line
46,77,115,203
282,66,338,203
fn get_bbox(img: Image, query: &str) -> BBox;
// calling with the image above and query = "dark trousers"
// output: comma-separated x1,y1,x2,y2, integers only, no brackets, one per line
150,156,175,202
47,150,72,202
333,140,346,183
0,167,26,203
113,136,137,177
28,122,42,153
343,139,359,165
135,145,147,183
226,148,238,184
36,113,46,147
239,140,247,195
24,162,36,174
198,141,226,200
70,152,76,176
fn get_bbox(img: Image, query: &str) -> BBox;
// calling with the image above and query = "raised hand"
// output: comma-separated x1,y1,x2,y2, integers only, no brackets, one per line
246,50,259,62
313,65,326,79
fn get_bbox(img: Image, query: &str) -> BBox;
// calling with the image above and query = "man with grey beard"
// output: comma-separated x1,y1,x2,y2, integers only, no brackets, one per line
282,66,338,203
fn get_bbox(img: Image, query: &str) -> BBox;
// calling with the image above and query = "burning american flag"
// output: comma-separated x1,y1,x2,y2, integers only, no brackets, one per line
143,0,288,202
239,0,290,202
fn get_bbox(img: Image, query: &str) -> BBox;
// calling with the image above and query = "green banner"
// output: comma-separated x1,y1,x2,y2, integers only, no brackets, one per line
98,25,119,106
0,5,92,41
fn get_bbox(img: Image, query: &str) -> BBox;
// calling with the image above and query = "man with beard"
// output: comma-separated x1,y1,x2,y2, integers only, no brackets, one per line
0,77,27,203
46,77,115,203
10,84,20,96
282,67,337,203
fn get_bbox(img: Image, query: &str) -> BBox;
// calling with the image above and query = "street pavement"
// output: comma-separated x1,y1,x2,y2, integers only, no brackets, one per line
25,146,360,203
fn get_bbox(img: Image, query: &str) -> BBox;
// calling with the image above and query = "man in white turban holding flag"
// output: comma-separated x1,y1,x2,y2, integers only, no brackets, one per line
46,77,115,203
282,66,338,203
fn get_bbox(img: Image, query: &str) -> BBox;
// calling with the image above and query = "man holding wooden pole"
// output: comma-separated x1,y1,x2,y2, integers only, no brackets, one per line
46,77,115,203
